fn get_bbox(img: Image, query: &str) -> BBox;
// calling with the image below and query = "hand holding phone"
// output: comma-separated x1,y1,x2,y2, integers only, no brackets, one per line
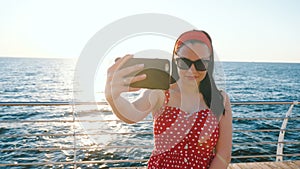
119,58,171,90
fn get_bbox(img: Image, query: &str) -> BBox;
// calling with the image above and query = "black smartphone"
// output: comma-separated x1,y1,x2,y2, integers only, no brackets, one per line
119,58,171,90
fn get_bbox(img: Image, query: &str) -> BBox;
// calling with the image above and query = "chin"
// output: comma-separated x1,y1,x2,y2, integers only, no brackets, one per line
181,76,200,85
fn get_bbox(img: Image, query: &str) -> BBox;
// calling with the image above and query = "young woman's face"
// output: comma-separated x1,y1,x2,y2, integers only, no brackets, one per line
175,42,211,85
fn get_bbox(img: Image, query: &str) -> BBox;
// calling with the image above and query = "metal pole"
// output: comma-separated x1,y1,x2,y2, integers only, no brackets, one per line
276,101,298,161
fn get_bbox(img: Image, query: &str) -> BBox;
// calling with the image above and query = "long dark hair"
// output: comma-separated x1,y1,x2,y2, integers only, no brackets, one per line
170,30,225,118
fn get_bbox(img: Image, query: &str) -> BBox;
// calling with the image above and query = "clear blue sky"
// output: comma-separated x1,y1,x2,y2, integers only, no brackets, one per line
0,0,299,62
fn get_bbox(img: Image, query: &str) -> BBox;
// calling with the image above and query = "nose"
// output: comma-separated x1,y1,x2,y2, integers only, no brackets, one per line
189,63,197,72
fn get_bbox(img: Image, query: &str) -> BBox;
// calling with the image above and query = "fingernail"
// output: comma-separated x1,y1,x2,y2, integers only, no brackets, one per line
114,57,121,62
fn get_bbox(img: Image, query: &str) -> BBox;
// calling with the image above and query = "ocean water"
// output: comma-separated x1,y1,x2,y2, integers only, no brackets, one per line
0,57,300,168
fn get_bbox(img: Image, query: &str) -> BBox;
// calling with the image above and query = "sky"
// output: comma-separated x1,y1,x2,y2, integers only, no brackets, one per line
0,0,300,63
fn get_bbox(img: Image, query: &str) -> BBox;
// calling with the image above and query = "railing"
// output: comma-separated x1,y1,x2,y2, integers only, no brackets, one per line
0,101,299,168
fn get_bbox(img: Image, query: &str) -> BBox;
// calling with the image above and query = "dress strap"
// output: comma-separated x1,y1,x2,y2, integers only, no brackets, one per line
164,90,170,105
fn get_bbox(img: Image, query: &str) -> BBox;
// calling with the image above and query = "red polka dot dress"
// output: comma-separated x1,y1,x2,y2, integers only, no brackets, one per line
148,90,220,169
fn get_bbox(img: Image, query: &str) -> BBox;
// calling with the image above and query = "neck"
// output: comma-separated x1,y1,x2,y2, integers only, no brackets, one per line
171,80,202,113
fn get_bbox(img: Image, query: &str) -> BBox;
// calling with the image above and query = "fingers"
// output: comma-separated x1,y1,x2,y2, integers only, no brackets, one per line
130,74,147,84
105,54,146,97
109,54,133,72
123,74,146,86
114,57,121,62
108,54,144,80
107,54,133,79
118,63,144,77
128,87,142,92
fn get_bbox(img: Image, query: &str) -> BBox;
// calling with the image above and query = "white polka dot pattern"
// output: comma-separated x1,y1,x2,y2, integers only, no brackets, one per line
148,90,220,169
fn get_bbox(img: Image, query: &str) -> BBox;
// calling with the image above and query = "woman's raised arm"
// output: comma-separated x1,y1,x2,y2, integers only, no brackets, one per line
105,55,164,123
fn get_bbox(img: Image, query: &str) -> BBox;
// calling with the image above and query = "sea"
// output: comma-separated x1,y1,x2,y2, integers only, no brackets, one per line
0,57,299,168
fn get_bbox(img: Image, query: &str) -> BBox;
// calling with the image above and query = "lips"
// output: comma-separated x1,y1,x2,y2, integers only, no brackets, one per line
185,75,199,80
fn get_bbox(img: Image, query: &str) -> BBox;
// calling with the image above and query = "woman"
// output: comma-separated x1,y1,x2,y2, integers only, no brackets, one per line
105,30,232,169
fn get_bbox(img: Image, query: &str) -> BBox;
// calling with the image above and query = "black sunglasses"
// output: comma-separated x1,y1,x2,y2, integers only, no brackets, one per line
175,58,210,71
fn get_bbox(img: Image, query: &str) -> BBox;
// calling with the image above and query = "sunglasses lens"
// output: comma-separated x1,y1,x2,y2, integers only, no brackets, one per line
176,58,191,70
176,58,209,71
194,60,208,71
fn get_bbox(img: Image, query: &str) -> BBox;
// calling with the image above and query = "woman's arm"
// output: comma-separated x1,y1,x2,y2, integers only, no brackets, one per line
209,91,233,169
105,55,164,124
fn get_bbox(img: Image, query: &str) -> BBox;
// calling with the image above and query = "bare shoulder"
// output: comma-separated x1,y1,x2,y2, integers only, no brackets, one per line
220,90,230,105
219,90,232,119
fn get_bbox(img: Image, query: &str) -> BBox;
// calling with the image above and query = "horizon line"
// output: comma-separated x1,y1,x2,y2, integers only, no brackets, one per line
0,55,299,64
